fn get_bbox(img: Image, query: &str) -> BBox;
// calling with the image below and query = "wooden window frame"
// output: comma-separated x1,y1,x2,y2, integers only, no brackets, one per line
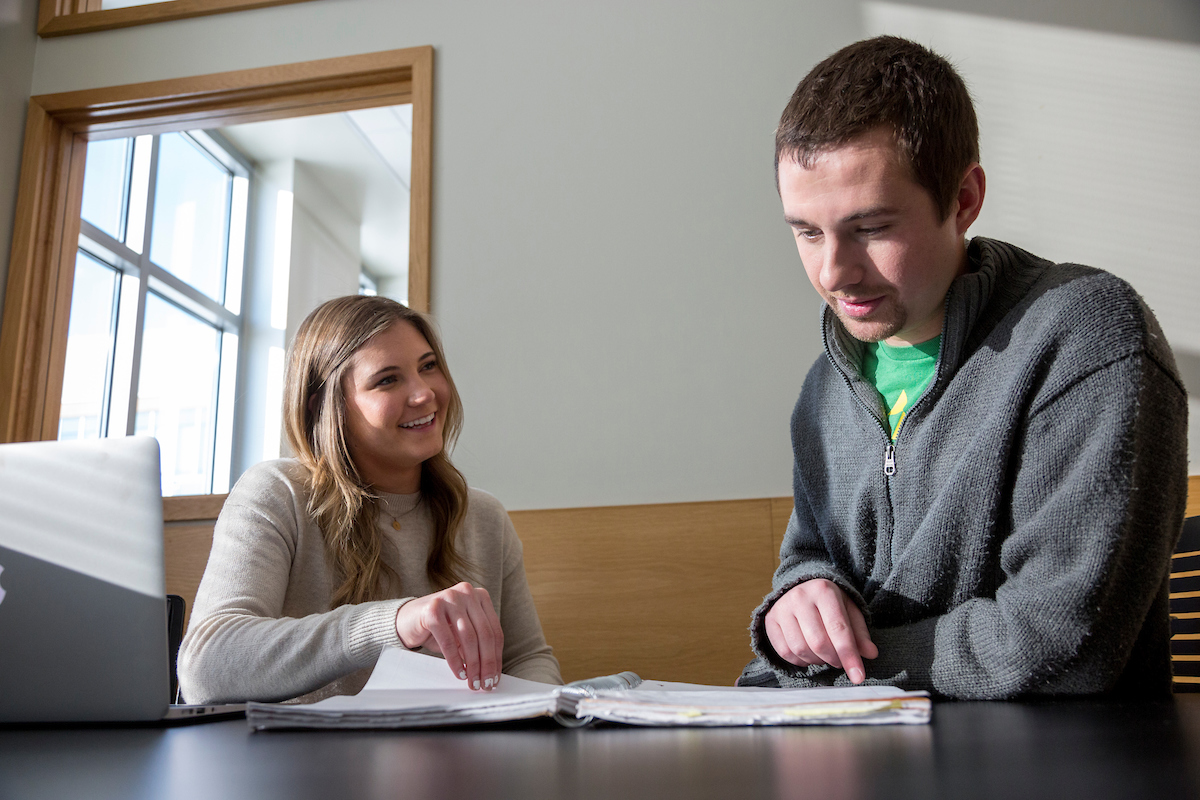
39,0,318,38
0,46,433,447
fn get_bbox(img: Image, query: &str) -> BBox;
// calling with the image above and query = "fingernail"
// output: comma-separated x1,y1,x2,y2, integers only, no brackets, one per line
850,668,864,683
459,670,466,680
484,678,493,689
473,679,480,690
494,674,501,686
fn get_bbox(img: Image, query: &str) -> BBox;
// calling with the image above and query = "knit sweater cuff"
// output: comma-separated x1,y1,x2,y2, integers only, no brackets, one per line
749,568,865,674
346,598,412,666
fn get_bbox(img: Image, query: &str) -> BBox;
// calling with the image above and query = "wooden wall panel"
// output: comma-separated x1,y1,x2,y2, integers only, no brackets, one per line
768,496,791,567
162,494,781,685
162,494,227,631
164,520,217,633
160,482,1200,688
164,493,228,523
511,499,778,685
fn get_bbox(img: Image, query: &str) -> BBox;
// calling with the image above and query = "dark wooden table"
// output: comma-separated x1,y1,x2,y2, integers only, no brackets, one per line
3,696,1200,799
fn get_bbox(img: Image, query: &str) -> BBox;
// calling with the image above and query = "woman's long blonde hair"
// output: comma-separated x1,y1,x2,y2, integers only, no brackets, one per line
283,295,471,606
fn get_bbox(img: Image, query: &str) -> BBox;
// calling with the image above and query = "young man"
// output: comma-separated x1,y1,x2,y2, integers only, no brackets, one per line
739,36,1187,698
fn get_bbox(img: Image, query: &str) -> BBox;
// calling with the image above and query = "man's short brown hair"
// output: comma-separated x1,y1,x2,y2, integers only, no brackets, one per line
776,36,979,220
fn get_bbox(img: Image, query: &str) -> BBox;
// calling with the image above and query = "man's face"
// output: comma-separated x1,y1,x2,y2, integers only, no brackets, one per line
779,127,971,345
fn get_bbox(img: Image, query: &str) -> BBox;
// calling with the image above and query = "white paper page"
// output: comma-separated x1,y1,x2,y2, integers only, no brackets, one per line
615,685,925,705
361,647,558,697
634,679,777,692
299,689,553,713
578,684,931,727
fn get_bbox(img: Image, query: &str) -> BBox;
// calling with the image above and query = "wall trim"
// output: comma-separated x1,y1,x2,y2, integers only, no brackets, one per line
38,0,318,38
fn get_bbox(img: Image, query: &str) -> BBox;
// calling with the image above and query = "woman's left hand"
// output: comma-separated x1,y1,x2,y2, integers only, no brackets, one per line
395,583,504,690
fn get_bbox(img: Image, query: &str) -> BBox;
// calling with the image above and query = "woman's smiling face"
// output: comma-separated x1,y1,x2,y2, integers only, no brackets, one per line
341,320,449,494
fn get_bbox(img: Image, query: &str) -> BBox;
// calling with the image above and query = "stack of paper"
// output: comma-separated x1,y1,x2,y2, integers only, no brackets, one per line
576,686,930,726
246,648,930,731
248,648,565,730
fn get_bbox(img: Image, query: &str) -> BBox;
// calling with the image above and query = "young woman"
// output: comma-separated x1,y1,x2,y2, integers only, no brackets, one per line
178,296,561,704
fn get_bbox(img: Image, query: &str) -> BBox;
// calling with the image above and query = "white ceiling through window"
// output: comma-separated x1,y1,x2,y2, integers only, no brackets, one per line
218,105,413,287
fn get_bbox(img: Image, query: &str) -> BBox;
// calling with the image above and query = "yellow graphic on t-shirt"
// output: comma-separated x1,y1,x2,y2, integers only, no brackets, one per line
888,389,908,440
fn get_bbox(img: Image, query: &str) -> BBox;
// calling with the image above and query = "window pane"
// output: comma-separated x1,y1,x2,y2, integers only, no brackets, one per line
136,293,221,496
212,332,239,494
224,175,249,315
58,252,119,441
124,135,153,254
150,133,231,302
80,138,131,242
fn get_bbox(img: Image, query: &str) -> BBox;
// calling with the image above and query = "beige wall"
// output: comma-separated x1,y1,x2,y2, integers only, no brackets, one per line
21,0,857,510
6,0,1200,510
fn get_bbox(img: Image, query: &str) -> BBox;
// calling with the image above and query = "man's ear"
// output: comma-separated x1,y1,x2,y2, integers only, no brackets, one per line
954,163,986,236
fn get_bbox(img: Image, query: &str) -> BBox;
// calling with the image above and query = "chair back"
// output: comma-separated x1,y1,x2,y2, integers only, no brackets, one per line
1169,476,1200,691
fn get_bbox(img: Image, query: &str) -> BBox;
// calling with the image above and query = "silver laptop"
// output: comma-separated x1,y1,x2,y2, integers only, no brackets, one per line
0,436,241,723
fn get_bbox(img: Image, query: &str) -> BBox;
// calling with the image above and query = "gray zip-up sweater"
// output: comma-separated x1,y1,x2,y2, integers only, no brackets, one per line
740,237,1187,699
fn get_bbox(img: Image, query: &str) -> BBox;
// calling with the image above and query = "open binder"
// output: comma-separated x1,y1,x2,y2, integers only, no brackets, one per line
247,648,930,730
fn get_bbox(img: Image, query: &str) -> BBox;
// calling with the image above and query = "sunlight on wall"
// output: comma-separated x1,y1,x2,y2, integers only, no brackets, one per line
270,189,293,332
865,2,1200,470
262,345,285,462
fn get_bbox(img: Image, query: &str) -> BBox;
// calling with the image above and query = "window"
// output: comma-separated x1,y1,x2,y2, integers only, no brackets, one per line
0,48,432,507
60,132,249,496
360,270,379,297
38,0,318,38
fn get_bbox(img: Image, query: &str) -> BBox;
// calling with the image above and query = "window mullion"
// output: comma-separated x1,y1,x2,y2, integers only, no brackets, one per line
145,265,239,332
79,219,141,269
120,138,134,246
123,135,161,438
139,135,159,264
122,272,150,437
98,267,122,438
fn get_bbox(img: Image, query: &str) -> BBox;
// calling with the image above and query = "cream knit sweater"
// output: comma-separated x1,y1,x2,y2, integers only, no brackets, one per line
178,459,561,704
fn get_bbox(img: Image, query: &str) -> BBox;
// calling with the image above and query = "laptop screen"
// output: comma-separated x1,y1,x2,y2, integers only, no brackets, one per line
0,436,171,722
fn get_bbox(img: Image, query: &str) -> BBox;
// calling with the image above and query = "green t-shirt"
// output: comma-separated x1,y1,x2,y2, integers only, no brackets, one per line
861,336,941,440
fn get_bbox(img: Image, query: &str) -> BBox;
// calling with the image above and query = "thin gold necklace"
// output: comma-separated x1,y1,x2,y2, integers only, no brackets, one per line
386,494,424,532
381,495,420,531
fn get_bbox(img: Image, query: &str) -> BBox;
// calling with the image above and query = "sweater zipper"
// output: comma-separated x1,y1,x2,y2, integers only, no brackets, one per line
888,291,954,457
822,287,953,478
821,314,893,475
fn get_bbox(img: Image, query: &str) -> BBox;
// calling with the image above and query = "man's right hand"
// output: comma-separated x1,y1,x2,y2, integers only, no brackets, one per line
764,578,878,684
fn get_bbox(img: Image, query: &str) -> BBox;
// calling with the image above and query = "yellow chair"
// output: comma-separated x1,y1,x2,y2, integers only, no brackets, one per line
1169,476,1200,691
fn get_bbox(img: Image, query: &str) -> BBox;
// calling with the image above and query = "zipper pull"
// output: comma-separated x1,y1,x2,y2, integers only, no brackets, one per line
883,444,896,476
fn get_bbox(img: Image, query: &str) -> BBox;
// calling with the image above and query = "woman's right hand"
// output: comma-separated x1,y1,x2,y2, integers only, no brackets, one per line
395,582,504,691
